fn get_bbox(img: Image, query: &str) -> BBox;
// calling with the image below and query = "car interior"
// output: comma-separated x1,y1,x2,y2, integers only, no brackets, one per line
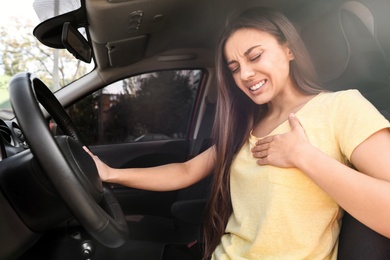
1,0,390,259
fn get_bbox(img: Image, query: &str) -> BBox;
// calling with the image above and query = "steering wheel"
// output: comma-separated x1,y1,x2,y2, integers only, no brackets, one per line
9,72,128,248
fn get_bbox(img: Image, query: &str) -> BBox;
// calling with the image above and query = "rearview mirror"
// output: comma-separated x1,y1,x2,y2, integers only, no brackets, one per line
62,22,92,63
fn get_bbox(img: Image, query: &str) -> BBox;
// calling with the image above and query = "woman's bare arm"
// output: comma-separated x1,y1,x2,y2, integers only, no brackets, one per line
84,146,216,191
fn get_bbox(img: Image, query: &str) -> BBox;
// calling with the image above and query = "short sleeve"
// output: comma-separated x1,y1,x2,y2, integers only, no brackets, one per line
331,90,390,161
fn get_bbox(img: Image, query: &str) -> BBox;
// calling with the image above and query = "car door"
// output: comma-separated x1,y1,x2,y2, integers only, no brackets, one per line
65,69,212,245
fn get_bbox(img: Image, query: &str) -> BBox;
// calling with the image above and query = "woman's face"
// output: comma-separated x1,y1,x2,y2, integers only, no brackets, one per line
224,28,294,105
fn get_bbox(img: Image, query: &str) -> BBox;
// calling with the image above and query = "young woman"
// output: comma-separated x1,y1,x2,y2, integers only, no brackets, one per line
85,7,390,259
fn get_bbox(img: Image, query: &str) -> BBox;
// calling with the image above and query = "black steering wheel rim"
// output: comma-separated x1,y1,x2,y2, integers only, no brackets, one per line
9,72,128,248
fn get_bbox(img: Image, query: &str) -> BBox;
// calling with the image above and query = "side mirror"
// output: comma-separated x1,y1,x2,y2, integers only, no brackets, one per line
62,22,92,63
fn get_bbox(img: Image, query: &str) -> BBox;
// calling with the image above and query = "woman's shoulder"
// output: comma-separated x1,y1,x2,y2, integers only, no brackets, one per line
318,89,365,104
304,89,373,117
319,89,386,121
321,88,361,98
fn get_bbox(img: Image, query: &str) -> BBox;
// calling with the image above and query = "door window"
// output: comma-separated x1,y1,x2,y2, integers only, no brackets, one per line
66,70,202,145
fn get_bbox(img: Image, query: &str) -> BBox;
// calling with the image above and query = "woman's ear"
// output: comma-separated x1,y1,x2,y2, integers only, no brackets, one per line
287,46,294,61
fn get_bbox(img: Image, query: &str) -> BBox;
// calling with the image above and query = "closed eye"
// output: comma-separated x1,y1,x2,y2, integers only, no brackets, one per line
228,62,240,73
249,52,262,62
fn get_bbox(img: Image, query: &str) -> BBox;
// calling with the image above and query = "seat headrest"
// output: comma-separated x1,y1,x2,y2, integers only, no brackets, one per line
301,1,389,93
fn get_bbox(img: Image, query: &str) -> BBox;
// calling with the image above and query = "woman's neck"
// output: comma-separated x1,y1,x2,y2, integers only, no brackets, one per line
266,86,312,117
252,87,318,138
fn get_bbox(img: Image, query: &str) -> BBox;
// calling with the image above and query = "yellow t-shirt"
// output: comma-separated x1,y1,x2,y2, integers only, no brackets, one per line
212,89,390,260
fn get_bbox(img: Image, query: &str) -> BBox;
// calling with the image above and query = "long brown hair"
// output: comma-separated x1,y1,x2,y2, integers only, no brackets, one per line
202,7,323,259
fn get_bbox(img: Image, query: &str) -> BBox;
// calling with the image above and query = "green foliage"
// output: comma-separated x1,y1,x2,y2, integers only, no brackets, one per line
67,91,101,144
0,75,11,110
0,19,92,89
0,18,94,118
131,71,194,137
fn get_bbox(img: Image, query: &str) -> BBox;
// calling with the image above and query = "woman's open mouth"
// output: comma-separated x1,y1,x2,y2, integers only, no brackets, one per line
249,79,266,92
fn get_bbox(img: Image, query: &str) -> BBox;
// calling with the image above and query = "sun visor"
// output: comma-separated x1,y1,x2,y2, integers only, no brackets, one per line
106,35,148,67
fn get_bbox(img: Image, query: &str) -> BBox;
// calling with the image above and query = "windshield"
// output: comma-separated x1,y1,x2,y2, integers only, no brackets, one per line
0,0,93,120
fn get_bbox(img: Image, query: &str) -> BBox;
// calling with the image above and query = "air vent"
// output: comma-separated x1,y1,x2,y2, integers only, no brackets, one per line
0,119,12,144
12,122,25,144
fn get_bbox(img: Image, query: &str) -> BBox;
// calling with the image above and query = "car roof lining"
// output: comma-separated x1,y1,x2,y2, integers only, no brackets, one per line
86,0,312,69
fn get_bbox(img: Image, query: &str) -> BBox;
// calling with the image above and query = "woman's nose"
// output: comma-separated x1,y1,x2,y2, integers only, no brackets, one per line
240,63,255,80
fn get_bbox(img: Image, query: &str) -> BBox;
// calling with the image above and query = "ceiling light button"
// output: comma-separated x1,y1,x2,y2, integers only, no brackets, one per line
128,10,143,31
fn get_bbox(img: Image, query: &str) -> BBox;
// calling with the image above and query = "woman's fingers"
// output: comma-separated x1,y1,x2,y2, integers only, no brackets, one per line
250,114,310,168
83,146,93,156
288,113,301,129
